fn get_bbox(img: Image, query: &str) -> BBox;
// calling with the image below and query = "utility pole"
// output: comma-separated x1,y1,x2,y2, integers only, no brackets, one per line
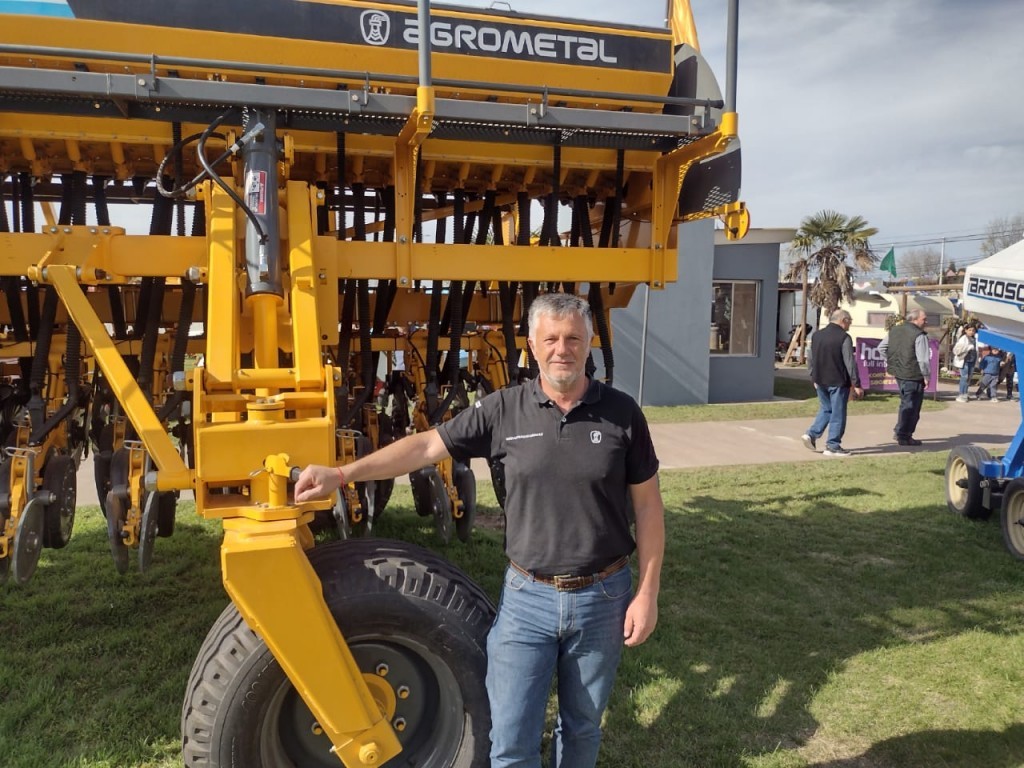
939,236,946,285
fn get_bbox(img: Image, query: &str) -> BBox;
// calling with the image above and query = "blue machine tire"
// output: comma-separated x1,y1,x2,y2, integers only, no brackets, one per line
999,478,1024,561
945,445,993,520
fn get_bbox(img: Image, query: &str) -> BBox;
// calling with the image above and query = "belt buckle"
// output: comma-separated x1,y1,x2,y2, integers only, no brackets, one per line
553,574,588,591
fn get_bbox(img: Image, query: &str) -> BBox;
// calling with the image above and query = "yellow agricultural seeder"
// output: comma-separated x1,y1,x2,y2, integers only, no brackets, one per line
0,1,745,764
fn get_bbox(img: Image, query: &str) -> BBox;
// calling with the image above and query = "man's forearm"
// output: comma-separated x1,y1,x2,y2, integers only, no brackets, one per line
633,497,665,600
343,429,449,483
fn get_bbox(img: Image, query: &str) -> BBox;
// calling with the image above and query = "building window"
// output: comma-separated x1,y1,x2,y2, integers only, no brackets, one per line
711,281,759,355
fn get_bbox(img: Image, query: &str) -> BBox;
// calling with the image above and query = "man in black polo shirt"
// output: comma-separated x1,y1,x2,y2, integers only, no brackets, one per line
801,309,863,457
296,293,665,768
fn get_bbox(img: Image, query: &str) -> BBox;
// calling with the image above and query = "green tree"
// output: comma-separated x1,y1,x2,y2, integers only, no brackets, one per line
784,210,879,316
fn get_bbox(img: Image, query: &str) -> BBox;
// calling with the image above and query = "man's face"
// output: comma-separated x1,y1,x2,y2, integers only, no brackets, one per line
528,312,590,391
913,314,928,328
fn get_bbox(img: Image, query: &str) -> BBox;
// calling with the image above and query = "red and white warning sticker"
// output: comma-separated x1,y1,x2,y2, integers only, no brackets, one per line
245,170,267,216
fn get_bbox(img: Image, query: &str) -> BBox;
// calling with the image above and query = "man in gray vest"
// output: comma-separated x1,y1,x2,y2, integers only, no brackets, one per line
878,309,930,446
801,309,863,456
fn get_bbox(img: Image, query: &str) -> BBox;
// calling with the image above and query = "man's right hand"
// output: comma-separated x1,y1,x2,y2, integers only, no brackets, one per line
294,465,342,503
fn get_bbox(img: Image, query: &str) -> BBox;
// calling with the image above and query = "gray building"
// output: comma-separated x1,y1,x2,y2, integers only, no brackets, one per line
610,223,795,405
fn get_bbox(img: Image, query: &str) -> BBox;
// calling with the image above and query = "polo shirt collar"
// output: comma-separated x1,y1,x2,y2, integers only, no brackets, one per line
529,376,602,406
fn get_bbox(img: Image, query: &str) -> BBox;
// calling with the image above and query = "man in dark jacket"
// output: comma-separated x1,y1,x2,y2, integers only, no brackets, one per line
879,309,930,446
801,309,863,457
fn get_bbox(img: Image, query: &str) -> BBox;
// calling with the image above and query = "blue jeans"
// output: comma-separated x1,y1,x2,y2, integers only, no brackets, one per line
896,378,925,439
486,564,633,768
806,385,850,450
958,361,975,396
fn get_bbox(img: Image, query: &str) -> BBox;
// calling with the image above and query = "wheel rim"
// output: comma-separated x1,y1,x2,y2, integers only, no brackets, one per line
13,498,45,584
258,636,465,767
1005,490,1024,556
947,456,969,510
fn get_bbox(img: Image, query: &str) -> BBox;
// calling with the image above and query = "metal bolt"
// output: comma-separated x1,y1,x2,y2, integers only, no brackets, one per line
137,78,146,86
310,721,324,736
318,271,327,280
102,228,110,235
399,277,409,286
397,685,410,699
393,717,407,732
316,190,325,200
359,742,380,765
375,663,389,677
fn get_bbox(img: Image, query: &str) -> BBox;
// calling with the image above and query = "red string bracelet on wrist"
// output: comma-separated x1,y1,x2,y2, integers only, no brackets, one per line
336,466,346,485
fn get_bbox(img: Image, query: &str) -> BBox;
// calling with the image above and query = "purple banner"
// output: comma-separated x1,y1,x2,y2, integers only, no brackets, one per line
856,337,939,394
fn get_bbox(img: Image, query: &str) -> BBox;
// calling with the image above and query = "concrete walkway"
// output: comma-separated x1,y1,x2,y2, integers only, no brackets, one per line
72,373,1023,507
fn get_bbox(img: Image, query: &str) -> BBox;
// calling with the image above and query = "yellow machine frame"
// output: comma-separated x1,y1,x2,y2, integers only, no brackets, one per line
0,2,745,763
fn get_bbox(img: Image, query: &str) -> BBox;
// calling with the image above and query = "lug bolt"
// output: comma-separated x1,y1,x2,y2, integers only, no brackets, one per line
310,721,324,736
375,663,389,677
393,717,407,732
397,686,410,699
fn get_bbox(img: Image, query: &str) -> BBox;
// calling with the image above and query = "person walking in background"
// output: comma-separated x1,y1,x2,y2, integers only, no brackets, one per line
975,346,1004,401
879,309,930,446
801,309,863,457
998,351,1016,401
951,324,978,403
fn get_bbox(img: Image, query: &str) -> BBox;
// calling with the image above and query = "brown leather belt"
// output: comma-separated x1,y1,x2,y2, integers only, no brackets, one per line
509,556,629,592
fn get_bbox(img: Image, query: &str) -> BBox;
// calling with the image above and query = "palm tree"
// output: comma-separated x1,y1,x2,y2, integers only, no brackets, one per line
785,210,879,316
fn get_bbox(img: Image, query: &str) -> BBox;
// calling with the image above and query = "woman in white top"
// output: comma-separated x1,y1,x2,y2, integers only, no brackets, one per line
951,324,979,402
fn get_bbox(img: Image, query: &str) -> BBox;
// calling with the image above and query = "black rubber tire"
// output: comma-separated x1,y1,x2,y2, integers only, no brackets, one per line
180,539,494,768
453,462,476,544
94,424,115,518
157,491,178,537
1000,478,1024,562
42,453,77,549
944,445,993,520
409,467,435,517
488,458,507,510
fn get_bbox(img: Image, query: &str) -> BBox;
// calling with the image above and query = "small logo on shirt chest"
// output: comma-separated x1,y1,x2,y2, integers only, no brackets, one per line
590,430,603,444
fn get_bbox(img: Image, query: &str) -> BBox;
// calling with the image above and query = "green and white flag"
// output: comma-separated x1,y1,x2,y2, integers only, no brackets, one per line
880,247,897,277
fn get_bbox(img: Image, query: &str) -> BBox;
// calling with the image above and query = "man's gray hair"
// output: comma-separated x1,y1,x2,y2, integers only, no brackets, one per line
906,308,926,322
528,293,593,341
830,309,852,324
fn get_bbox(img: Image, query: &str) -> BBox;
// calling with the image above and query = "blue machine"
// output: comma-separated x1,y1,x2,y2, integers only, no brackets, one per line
944,239,1024,560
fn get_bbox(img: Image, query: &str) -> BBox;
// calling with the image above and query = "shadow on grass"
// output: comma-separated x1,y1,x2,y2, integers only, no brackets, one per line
809,723,1024,767
0,507,226,768
600,479,1024,768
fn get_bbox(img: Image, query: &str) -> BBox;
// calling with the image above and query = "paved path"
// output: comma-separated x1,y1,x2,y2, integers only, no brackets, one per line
72,378,1023,507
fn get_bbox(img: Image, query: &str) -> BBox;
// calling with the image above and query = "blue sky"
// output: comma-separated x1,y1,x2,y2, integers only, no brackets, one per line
445,0,1024,272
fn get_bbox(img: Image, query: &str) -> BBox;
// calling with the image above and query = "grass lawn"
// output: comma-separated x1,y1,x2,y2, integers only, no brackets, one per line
2,453,1023,767
642,376,948,424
